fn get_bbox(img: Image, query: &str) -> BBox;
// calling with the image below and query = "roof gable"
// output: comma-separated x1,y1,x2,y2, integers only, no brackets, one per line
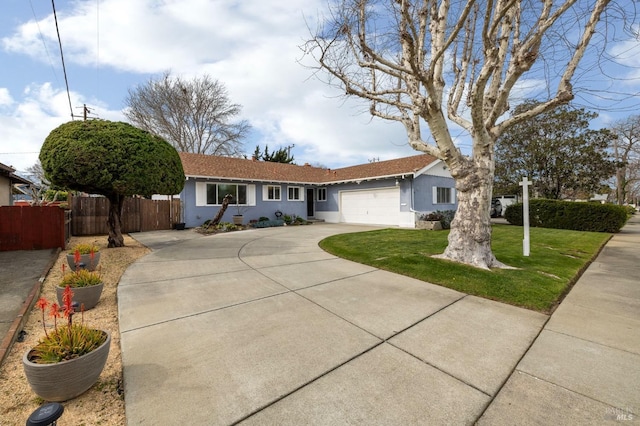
179,152,439,184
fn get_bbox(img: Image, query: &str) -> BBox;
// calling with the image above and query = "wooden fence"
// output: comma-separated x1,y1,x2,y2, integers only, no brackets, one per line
71,196,181,236
0,206,70,251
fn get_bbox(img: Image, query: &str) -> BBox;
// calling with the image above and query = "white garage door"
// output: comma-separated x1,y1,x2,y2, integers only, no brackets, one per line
340,188,400,226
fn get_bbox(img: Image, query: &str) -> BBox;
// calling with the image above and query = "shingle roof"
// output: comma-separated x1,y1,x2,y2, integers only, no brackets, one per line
179,152,439,184
0,161,31,185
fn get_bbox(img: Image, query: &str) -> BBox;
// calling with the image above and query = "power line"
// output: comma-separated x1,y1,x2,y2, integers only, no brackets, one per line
96,0,100,103
29,0,60,86
0,152,40,155
51,0,74,120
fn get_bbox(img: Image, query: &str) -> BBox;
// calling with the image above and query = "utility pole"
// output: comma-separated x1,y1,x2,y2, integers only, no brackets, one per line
73,104,93,121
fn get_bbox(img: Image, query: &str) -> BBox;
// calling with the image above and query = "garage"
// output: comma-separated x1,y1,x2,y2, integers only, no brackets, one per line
339,187,400,226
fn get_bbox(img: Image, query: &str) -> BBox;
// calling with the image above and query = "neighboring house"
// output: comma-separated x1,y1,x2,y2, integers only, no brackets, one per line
0,162,32,206
178,152,457,228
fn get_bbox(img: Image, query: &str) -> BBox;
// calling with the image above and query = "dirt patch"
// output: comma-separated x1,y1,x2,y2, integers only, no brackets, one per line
0,235,149,425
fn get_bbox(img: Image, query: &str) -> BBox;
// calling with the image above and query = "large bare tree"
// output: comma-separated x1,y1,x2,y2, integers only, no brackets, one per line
306,0,616,269
124,72,250,156
611,115,640,205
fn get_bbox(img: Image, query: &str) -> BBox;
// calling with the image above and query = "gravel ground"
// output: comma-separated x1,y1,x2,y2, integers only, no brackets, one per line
0,235,149,426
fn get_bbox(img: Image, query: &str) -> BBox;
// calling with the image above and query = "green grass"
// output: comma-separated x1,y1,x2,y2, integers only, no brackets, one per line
319,225,610,312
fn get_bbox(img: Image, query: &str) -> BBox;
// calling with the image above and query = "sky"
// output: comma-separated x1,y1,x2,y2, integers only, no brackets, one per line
1,0,639,177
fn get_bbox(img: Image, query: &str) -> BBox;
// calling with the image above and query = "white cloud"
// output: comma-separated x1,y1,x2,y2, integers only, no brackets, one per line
7,0,632,176
2,0,422,169
0,83,124,173
0,88,13,106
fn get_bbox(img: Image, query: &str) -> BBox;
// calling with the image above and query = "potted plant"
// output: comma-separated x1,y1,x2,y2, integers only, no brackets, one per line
416,212,444,230
23,287,111,402
55,266,104,310
66,244,101,271
233,202,247,226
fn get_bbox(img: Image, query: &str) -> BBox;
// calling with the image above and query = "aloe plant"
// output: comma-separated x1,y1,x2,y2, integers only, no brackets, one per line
30,287,106,364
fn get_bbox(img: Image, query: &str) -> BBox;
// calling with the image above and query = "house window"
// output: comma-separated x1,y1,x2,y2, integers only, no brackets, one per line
264,185,281,201
433,187,455,204
206,183,247,205
317,187,327,202
288,186,303,201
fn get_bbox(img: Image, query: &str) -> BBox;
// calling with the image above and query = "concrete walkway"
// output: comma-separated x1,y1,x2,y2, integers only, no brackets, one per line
119,219,639,425
479,215,640,424
0,249,58,366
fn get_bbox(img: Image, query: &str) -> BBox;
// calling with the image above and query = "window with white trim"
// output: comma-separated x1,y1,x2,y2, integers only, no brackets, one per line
208,183,246,205
433,187,455,204
196,182,255,206
288,186,303,201
264,185,281,201
317,187,327,202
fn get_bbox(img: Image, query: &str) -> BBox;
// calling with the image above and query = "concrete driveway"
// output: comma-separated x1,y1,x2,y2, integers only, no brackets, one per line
119,224,547,425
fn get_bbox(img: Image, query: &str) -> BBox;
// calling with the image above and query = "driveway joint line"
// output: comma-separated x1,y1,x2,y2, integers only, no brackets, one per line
474,307,552,420
512,370,631,412
230,340,386,425
542,328,640,357
118,267,253,287
120,290,291,334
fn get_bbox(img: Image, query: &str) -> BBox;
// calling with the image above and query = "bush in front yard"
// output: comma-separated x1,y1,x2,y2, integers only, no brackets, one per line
252,219,285,228
436,210,456,230
504,199,627,232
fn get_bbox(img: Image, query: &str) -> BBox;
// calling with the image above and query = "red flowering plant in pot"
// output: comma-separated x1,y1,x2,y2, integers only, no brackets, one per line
55,263,104,310
66,244,101,271
22,286,111,402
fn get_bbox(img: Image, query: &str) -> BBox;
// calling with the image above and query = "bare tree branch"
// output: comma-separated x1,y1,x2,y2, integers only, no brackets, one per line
124,72,250,156
304,0,616,269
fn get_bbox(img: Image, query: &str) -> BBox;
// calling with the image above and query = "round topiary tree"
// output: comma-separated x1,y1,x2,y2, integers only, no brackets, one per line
40,120,185,247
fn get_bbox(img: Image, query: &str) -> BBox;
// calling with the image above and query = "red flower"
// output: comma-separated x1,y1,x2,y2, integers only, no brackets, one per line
36,297,49,338
62,285,74,318
74,249,81,268
90,249,95,268
36,297,48,312
49,302,61,331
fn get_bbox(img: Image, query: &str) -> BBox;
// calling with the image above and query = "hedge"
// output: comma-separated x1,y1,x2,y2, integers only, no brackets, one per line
504,199,627,233
252,219,285,228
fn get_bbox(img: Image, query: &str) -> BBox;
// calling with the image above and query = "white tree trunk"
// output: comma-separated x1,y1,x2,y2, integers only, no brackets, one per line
436,178,499,270
434,148,507,270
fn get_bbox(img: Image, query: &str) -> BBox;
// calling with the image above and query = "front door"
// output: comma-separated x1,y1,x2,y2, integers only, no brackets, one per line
306,188,314,217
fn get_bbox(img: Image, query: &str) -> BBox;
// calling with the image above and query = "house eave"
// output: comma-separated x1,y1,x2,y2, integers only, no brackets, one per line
185,172,414,186
185,174,319,185
324,173,412,185
413,159,446,177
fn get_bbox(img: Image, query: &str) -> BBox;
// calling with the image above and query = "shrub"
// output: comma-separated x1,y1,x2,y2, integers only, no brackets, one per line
60,269,102,288
44,189,68,202
258,216,270,222
252,219,285,228
420,212,443,221
68,243,100,255
216,222,238,232
435,210,456,230
418,210,455,229
505,199,627,232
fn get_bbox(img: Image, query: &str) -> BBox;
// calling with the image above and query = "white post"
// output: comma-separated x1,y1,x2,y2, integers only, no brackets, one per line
519,177,531,256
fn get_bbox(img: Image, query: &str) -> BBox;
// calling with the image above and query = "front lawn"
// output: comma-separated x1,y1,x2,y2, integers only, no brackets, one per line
319,225,610,312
